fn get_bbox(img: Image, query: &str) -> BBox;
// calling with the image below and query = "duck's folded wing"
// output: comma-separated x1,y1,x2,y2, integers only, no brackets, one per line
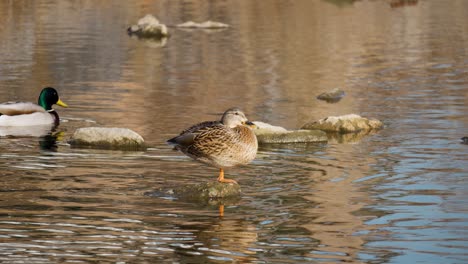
0,102,46,116
167,121,222,147
189,126,237,155
179,121,221,135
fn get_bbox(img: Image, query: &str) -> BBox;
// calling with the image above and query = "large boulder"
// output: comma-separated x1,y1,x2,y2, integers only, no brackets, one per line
69,127,146,150
253,121,328,144
301,114,383,133
127,14,169,38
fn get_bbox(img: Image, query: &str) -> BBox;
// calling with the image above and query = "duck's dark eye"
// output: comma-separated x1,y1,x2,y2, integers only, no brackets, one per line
235,112,239,115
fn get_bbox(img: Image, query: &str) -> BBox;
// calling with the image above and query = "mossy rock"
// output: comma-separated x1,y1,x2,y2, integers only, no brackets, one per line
177,181,241,200
146,181,242,205
252,121,327,144
301,114,383,134
326,130,381,143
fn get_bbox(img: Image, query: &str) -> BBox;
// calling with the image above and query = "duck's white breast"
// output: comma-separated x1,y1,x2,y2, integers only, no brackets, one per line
0,112,54,127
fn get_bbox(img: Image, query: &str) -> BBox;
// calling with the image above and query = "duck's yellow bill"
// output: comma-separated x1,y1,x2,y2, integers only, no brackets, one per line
56,99,68,108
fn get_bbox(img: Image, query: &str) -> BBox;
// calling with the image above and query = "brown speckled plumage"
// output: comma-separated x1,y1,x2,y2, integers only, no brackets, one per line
167,108,258,183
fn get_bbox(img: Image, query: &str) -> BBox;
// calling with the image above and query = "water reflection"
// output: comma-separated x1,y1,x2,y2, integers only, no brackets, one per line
0,124,62,151
128,35,168,48
0,0,467,263
38,131,63,152
390,0,419,8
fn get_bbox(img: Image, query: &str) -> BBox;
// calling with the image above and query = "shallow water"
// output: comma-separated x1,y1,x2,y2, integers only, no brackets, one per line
0,0,467,263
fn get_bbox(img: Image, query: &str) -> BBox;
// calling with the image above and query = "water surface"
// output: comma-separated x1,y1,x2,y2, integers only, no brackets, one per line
0,0,467,263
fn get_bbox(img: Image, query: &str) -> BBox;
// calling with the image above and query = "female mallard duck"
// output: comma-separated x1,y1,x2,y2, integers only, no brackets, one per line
0,87,68,127
167,107,258,184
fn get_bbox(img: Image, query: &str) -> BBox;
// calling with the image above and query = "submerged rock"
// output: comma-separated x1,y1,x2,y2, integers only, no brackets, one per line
316,88,345,103
174,181,241,200
253,121,328,144
176,21,230,29
326,130,381,143
70,127,146,150
127,14,169,39
146,181,241,205
301,114,383,134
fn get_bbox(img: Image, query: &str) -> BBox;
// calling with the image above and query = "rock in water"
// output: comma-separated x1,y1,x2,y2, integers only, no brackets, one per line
70,127,146,150
301,114,383,133
177,181,241,200
316,88,345,103
176,21,230,29
255,129,328,144
253,121,327,144
137,14,160,27
146,181,242,205
127,14,169,38
326,129,380,143
253,121,288,133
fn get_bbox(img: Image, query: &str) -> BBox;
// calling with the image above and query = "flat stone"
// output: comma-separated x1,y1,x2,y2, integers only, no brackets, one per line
253,121,327,144
253,121,288,133
69,127,146,150
176,21,230,29
301,114,383,133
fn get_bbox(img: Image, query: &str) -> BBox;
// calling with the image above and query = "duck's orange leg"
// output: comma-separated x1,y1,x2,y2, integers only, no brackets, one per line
219,204,224,218
217,168,237,184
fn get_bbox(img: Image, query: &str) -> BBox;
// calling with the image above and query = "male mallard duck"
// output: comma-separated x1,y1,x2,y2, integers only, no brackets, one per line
167,107,258,184
0,87,68,127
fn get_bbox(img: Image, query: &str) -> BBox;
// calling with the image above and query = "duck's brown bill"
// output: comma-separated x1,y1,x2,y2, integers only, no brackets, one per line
245,121,257,129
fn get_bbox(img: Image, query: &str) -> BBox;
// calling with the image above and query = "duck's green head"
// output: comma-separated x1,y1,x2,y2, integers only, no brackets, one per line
38,87,68,111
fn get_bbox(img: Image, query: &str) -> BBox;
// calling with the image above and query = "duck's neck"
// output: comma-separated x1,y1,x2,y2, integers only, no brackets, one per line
49,110,60,126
